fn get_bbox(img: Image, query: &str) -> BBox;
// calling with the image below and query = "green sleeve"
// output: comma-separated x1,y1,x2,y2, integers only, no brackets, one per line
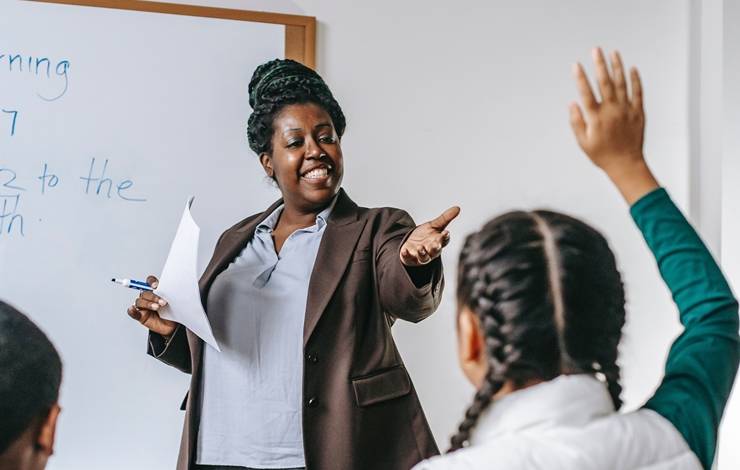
631,188,739,470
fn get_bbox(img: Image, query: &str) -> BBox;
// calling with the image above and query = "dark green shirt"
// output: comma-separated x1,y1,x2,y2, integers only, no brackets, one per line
632,188,740,469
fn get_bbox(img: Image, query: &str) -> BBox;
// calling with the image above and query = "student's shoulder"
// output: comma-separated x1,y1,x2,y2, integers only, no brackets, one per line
612,408,699,458
412,444,524,470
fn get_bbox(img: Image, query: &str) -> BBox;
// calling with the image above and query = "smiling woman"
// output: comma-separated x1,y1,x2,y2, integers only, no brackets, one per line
125,59,460,470
259,101,345,252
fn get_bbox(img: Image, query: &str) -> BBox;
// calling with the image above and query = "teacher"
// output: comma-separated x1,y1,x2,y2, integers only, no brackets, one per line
127,59,458,470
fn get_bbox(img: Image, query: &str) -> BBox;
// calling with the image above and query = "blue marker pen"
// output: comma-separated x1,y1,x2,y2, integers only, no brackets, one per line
111,278,154,292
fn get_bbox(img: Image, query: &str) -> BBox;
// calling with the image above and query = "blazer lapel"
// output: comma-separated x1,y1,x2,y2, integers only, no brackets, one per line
191,198,283,387
198,198,284,303
303,189,365,346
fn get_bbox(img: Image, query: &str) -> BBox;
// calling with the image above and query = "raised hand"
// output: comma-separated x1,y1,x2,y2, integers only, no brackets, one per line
126,275,177,337
570,48,658,204
400,206,460,267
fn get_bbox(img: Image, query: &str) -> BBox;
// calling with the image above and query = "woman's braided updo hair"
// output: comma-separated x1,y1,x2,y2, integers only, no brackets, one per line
449,210,626,452
247,59,346,155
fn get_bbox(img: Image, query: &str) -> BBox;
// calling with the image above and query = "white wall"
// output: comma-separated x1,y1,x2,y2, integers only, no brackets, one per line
127,0,733,468
690,0,723,255
719,0,740,466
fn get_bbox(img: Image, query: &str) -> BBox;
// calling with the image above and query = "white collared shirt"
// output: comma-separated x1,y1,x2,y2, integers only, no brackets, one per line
414,375,701,470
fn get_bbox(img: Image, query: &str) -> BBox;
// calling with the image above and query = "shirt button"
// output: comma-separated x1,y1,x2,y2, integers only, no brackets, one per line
307,396,319,408
307,353,319,364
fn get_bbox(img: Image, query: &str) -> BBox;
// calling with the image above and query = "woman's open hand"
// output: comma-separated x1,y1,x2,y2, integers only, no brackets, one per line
126,275,177,337
400,206,460,267
570,48,658,204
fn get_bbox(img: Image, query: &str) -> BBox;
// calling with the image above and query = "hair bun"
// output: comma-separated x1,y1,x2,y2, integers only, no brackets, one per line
249,58,320,108
246,58,346,155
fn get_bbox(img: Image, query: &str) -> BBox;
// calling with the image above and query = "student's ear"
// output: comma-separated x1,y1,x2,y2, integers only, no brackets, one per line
457,306,488,388
35,404,61,456
259,153,274,179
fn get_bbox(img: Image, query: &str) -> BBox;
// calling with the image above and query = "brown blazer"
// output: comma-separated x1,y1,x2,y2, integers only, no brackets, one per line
147,189,443,470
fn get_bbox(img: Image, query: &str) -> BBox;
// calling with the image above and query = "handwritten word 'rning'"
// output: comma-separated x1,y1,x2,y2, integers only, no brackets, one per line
0,50,70,101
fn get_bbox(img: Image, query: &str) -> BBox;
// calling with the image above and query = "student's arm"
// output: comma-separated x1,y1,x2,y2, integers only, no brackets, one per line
632,188,738,469
570,48,739,469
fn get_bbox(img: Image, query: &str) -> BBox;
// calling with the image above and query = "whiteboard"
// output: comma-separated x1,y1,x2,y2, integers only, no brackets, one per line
0,2,285,469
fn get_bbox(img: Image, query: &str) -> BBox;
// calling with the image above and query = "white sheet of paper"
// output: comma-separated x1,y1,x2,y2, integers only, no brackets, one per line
155,197,220,351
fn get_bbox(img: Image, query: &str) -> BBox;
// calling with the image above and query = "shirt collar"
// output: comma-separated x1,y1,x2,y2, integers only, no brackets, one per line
256,193,339,234
470,374,614,445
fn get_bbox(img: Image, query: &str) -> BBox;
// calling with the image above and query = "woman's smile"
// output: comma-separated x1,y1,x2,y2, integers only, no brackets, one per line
300,163,333,183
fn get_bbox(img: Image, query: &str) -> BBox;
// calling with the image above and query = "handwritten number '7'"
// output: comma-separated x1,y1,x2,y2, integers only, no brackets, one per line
2,110,18,136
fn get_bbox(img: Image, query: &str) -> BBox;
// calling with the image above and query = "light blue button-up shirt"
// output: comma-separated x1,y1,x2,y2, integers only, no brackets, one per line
196,198,336,468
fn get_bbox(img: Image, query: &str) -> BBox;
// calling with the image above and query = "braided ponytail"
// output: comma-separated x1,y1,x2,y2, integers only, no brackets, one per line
449,370,501,451
449,210,626,452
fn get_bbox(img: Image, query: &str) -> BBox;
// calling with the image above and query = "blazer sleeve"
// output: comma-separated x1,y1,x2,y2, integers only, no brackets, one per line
147,325,192,374
375,209,445,323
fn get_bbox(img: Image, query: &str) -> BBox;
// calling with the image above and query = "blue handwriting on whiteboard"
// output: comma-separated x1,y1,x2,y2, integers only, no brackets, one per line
0,168,26,192
0,161,147,238
1,110,18,136
0,194,24,237
0,51,70,101
37,163,59,194
79,158,146,202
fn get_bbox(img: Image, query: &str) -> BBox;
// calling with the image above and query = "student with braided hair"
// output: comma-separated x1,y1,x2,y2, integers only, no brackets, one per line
125,59,458,470
414,48,739,470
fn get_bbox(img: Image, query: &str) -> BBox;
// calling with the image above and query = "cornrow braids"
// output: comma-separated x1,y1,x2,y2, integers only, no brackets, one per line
246,59,346,156
449,210,626,451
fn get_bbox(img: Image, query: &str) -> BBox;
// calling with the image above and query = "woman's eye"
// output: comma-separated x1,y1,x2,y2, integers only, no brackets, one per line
319,135,336,144
287,139,303,148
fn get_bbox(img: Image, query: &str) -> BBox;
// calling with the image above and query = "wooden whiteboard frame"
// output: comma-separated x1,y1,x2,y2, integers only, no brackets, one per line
26,0,316,68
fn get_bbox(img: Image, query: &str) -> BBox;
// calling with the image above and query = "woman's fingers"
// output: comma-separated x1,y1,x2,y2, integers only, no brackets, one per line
401,232,450,266
593,47,615,102
428,206,461,231
127,276,177,336
573,62,598,112
569,102,587,145
401,245,432,266
127,305,141,321
417,247,431,264
401,211,458,267
611,50,628,103
423,240,444,260
146,275,159,288
128,305,152,324
139,290,167,306
135,297,162,311
630,66,643,112
400,247,418,266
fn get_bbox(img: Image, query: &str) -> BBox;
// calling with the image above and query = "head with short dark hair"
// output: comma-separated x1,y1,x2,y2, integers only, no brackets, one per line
0,300,62,456
449,210,626,451
247,58,346,156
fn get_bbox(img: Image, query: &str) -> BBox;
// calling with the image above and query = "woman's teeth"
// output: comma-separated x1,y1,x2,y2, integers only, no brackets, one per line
303,168,329,179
